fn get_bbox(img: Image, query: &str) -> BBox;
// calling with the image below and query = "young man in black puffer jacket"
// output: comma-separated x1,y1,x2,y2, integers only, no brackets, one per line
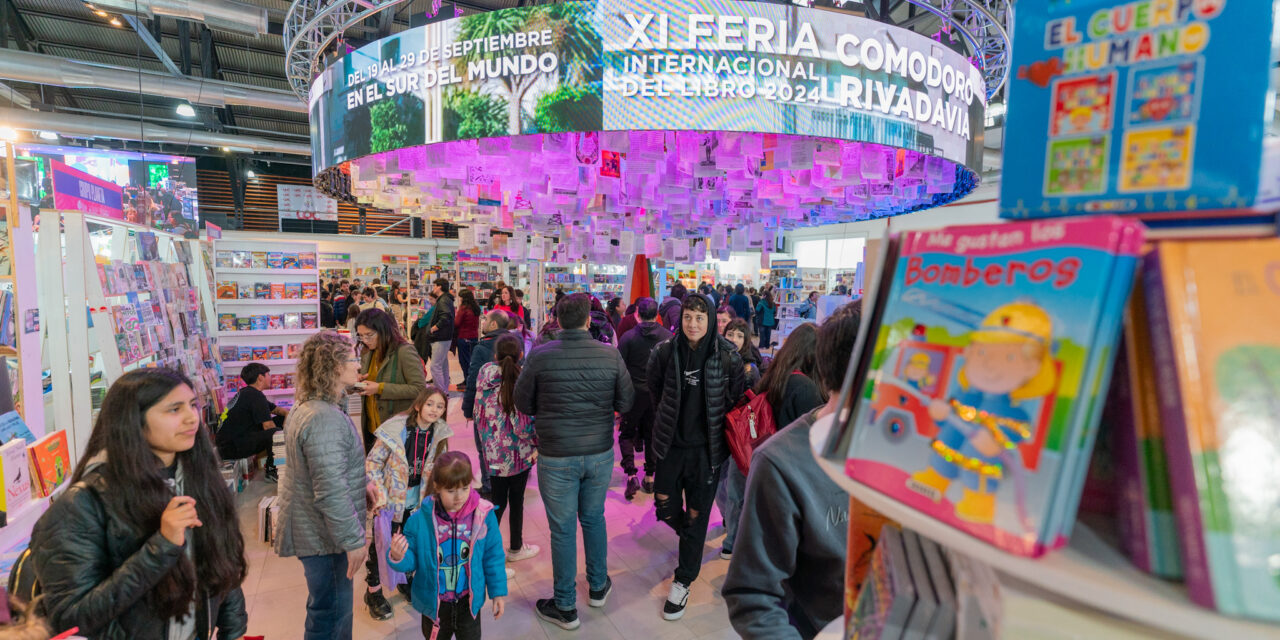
616,297,672,500
515,293,634,631
646,292,745,622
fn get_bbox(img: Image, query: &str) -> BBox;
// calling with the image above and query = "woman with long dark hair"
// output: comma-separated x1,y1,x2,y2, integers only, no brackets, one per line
354,308,427,452
605,297,623,331
473,333,540,565
756,321,825,428
274,331,369,639
454,289,482,393
493,285,524,320
31,368,247,640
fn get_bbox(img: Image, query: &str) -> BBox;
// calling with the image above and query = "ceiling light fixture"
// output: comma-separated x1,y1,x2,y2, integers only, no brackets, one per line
0,127,18,141
175,103,196,117
246,170,256,178
94,9,108,16
109,17,122,26
38,131,57,140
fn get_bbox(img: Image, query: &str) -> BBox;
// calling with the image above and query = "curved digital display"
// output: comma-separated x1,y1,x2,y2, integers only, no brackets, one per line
308,0,986,175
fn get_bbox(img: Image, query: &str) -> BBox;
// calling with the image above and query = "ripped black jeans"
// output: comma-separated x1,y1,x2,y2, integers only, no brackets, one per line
654,446,722,586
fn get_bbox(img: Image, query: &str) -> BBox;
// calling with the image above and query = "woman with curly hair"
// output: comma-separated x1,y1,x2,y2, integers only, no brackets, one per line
30,368,248,640
273,331,369,640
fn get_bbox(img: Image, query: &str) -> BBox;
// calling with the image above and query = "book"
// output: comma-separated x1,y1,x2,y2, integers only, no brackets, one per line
271,283,286,299
950,550,1001,640
300,252,317,269
287,343,301,359
238,346,253,361
0,412,35,446
267,252,284,269
137,232,159,261
282,252,300,269
270,374,288,390
1144,238,1280,622
252,346,269,361
216,250,235,268
301,282,318,299
840,217,1144,556
901,529,938,639
268,315,283,330
849,524,915,640
228,316,245,332
27,430,68,498
268,345,284,360
251,251,268,268
219,346,239,361
0,439,30,515
216,281,238,299
232,251,252,269
284,313,301,330
237,282,253,299
254,283,271,299
920,536,958,640
843,496,895,639
284,283,302,299
301,312,318,329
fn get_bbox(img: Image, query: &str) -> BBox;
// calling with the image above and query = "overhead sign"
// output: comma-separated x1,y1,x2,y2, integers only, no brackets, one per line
307,0,986,175
49,160,124,219
1000,0,1278,223
277,184,339,221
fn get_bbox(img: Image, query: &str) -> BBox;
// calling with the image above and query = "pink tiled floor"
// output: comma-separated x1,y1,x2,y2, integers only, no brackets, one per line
236,357,739,640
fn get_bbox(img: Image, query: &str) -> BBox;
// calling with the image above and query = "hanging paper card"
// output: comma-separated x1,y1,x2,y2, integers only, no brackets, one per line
747,224,765,249
692,241,707,262
474,224,492,249
861,145,889,180
730,231,748,252
644,233,661,256
458,227,476,251
672,239,690,261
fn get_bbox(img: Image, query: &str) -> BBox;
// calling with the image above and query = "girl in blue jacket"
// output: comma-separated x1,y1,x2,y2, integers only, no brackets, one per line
389,451,507,639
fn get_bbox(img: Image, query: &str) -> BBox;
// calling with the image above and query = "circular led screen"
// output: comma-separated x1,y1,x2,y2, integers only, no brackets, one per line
308,0,987,251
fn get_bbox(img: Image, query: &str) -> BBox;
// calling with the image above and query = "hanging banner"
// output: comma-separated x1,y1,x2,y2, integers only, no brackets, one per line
278,184,340,221
49,159,125,220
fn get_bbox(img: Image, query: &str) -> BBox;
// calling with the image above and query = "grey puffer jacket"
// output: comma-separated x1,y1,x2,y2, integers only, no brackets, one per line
273,398,368,558
515,329,634,457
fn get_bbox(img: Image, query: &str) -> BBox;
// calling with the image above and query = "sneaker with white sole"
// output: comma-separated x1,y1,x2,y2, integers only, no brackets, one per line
506,544,540,563
663,580,690,620
536,598,580,630
588,576,612,608
505,567,515,580
719,547,733,560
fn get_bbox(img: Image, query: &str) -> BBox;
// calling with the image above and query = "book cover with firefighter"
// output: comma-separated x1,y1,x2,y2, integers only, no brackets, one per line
844,216,1143,556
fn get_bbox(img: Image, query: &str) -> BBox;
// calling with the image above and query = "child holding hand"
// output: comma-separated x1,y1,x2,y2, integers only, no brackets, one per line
389,451,508,640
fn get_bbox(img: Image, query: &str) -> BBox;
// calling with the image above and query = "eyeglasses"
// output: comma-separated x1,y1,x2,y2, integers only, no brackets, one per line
356,331,376,341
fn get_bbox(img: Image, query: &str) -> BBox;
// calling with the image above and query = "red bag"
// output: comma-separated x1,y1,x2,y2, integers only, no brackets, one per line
725,389,779,475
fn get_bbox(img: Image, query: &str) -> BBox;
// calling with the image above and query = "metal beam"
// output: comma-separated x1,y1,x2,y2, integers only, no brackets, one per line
177,19,191,75
1,0,78,109
122,14,183,76
15,9,287,58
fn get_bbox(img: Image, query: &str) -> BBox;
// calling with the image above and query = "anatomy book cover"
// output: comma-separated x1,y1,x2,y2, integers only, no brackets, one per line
844,217,1142,556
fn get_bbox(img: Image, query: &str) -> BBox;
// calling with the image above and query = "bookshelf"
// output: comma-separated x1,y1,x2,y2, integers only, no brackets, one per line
213,239,320,402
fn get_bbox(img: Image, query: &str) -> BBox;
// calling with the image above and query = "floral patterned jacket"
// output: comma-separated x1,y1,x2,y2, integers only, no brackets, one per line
473,362,537,477
366,413,453,521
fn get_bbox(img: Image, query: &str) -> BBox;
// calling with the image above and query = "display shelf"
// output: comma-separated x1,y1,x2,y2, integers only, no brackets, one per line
214,268,319,276
0,497,49,554
222,359,298,367
218,329,319,337
806,415,1280,640
214,299,320,306
263,388,295,396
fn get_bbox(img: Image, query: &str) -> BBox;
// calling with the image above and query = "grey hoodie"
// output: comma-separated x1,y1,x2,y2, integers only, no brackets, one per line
722,409,849,640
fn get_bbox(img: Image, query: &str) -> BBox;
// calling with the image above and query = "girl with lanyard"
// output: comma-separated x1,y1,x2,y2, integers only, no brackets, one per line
366,387,453,611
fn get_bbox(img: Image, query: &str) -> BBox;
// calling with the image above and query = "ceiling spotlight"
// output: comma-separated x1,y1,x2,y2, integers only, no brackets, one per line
222,146,230,152
0,127,18,141
94,9,107,16
38,131,57,141
246,170,256,179
109,17,121,26
175,103,196,117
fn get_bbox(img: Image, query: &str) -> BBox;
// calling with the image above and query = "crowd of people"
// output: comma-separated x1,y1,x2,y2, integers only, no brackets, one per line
25,275,856,640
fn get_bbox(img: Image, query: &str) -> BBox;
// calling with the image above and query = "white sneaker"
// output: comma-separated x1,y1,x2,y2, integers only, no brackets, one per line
507,544,540,563
505,567,515,580
663,580,690,621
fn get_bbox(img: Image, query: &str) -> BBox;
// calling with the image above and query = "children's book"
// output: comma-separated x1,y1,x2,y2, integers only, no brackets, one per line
284,283,302,299
270,374,288,390
301,312,318,329
267,252,284,269
251,252,268,269
216,281,238,300
252,346,269,360
248,316,267,331
271,283,286,300
287,343,301,359
0,439,30,515
1144,238,1280,622
843,496,895,639
268,315,283,330
841,217,1143,556
255,283,271,299
300,252,317,269
219,346,239,361
218,314,235,332
301,282,318,299
284,313,301,330
0,412,35,446
216,250,235,269
232,251,252,269
282,253,300,269
27,430,68,498
268,345,284,360
849,524,915,640
237,283,253,299
238,346,253,361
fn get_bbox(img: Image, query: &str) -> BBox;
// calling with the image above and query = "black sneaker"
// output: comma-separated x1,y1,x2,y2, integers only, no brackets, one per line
635,441,644,453
719,547,732,560
641,475,655,494
663,580,690,621
396,581,412,604
535,598,580,630
364,590,393,621
588,576,612,608
624,475,640,502
264,466,278,483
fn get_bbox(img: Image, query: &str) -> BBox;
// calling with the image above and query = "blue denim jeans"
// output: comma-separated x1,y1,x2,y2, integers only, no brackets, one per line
714,463,746,552
537,449,614,611
299,553,353,640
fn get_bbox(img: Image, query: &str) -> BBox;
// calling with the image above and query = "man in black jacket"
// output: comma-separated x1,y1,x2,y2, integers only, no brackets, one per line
515,293,634,631
646,292,745,621
462,309,513,497
426,278,454,391
616,297,672,500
